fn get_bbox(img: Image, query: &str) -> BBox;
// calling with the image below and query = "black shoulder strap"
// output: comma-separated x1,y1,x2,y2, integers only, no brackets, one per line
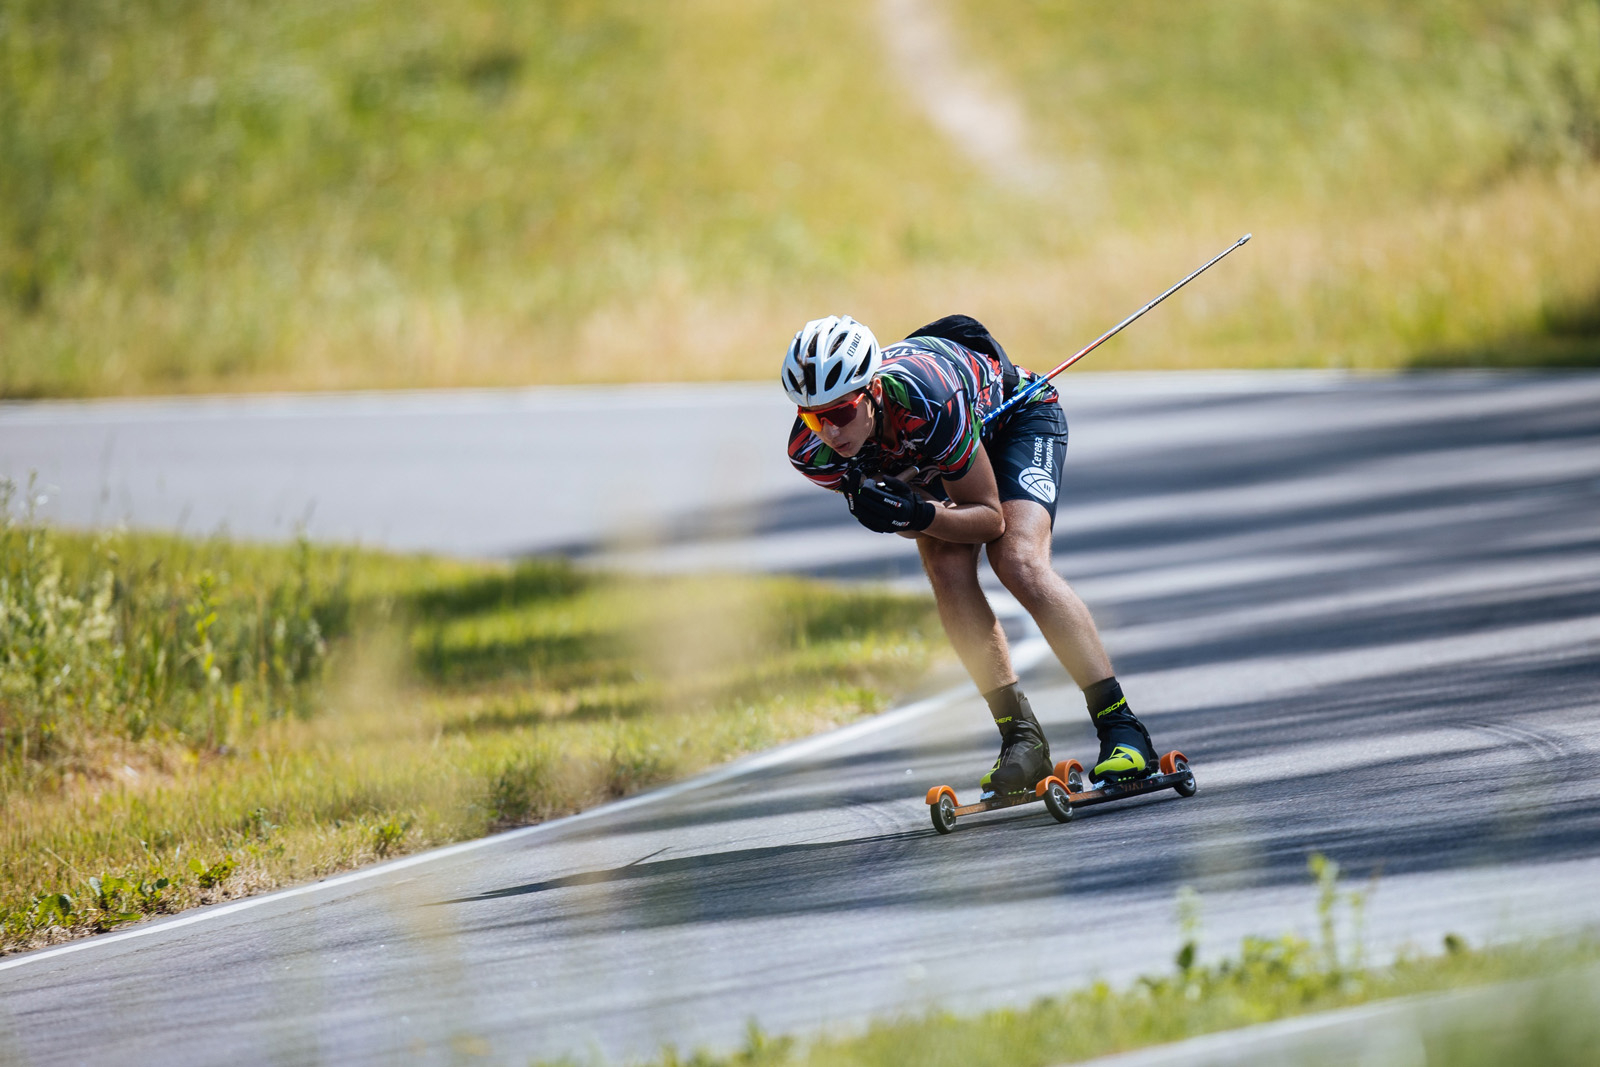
904,314,1019,397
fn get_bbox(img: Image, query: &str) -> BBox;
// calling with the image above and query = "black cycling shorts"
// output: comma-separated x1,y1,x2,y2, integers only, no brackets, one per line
987,401,1068,524
917,401,1069,525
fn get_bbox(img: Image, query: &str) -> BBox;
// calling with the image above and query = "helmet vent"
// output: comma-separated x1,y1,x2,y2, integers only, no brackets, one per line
786,370,803,394
802,362,816,395
829,333,851,356
853,353,873,378
823,362,843,391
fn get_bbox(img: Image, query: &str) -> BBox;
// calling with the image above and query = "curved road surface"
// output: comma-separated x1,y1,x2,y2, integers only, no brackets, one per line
3,372,1600,1065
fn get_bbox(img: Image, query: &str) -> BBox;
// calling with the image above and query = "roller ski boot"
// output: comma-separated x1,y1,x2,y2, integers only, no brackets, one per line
980,718,1052,798
1088,679,1159,786
977,683,1051,798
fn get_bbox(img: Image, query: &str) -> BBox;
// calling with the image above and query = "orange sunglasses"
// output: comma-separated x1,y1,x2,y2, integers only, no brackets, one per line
798,391,866,434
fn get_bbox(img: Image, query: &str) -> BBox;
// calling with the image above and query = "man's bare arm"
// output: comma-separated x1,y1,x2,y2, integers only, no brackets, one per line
918,448,1005,544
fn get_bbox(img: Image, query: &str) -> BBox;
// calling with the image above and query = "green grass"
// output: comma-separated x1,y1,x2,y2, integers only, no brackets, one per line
2,0,1598,397
0,492,945,954
594,858,1600,1067
0,0,1001,395
944,0,1600,373
625,940,1600,1067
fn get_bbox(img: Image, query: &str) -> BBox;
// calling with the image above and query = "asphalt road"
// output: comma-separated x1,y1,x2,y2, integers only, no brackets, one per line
3,372,1600,1066
0,383,800,556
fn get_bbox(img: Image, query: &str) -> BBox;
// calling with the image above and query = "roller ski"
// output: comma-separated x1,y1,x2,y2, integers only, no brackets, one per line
926,750,1196,834
925,678,1194,834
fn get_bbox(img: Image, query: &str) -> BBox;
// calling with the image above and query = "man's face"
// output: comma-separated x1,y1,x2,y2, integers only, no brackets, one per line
807,388,875,457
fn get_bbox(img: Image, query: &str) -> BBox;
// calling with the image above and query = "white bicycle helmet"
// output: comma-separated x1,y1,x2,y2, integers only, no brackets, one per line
780,315,881,407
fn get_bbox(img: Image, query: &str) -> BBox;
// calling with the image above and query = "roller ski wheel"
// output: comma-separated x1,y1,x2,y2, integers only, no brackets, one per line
1161,750,1198,797
1055,759,1087,793
1042,779,1073,823
923,751,1196,834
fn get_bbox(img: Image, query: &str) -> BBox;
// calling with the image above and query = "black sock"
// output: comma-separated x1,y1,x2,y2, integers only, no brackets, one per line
1084,676,1129,721
982,682,1037,732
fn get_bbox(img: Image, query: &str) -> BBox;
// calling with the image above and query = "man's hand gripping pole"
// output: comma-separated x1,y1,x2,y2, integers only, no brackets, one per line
982,233,1253,428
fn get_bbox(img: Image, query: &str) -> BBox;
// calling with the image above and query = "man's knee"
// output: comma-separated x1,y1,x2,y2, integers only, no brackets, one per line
919,538,980,591
989,543,1059,605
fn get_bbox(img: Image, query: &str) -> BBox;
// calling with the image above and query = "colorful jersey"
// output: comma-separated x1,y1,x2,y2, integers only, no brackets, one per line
787,335,1059,492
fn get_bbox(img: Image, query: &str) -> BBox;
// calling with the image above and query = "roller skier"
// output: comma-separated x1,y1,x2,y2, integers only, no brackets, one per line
781,313,1161,797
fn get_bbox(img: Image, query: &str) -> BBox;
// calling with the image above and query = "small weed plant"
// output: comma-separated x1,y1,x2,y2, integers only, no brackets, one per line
0,480,342,794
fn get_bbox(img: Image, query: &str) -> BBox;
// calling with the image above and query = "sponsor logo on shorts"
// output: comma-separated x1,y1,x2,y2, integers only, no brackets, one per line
1018,434,1057,502
1018,465,1056,503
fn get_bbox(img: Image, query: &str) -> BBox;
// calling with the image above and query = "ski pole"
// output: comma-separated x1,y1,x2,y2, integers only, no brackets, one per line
982,233,1252,427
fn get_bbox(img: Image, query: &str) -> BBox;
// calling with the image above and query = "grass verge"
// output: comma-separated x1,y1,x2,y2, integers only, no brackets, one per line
602,857,1600,1067
3,0,1598,395
0,493,945,955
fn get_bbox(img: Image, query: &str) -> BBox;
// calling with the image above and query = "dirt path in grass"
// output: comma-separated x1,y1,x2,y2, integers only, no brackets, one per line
875,0,1056,190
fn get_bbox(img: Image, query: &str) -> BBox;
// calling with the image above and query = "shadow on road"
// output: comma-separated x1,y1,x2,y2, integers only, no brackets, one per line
457,377,1600,943
436,638,1600,937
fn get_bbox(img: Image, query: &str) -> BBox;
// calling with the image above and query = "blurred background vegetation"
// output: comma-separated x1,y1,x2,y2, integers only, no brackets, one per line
0,488,943,951
2,0,1597,397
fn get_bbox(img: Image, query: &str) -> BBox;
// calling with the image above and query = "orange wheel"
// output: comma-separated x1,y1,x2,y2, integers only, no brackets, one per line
1062,759,1087,793
1159,750,1186,776
1171,754,1197,798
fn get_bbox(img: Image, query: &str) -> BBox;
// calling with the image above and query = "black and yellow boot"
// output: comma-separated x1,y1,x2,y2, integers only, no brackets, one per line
1085,677,1157,784
979,683,1052,797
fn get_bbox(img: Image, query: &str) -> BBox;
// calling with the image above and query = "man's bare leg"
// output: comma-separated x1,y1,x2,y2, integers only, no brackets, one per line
917,532,1058,794
988,498,1160,781
916,537,1014,692
985,500,1112,688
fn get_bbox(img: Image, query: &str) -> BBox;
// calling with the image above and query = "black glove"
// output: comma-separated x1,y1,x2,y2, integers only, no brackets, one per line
846,473,937,533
